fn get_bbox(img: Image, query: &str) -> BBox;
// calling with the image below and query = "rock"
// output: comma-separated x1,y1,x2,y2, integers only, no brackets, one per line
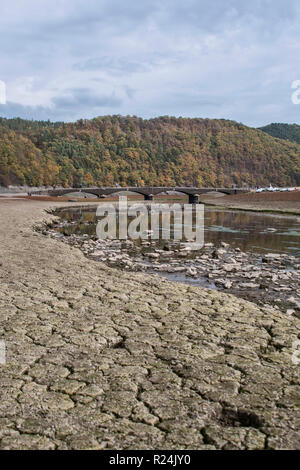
160,252,173,257
226,257,238,264
239,283,260,289
286,309,295,315
224,281,233,289
212,249,226,259
90,250,105,257
147,253,160,259
287,296,300,306
172,267,186,272
124,260,133,267
215,279,232,289
186,267,197,277
223,264,237,273
259,283,269,290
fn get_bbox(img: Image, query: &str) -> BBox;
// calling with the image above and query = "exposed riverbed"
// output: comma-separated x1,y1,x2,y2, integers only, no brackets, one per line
46,205,300,315
1,198,300,450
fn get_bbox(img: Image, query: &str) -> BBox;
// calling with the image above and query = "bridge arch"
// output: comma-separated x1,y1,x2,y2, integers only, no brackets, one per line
99,188,151,199
29,186,246,200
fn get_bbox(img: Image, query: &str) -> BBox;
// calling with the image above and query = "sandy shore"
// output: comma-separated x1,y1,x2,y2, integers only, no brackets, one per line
0,198,299,450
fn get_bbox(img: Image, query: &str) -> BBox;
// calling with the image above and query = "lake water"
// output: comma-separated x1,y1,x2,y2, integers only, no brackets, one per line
54,205,300,256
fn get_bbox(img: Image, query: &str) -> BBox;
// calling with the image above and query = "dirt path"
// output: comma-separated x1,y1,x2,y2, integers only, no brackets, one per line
0,199,299,450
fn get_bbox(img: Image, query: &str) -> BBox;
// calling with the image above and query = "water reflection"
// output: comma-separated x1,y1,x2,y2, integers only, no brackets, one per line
54,205,300,256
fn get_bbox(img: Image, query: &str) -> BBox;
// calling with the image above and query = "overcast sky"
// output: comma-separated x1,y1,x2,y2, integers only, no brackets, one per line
1,0,300,126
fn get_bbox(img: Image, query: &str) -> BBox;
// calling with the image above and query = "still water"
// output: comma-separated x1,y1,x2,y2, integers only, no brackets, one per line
54,205,300,256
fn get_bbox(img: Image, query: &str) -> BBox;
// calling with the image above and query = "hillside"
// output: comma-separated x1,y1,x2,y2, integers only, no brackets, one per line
259,123,300,145
0,116,300,187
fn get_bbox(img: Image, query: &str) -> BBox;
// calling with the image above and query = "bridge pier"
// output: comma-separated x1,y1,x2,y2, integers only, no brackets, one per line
29,187,249,198
188,194,200,204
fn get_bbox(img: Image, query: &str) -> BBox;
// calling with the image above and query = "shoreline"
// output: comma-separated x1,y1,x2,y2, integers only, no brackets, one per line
2,188,300,216
0,198,299,450
49,207,300,315
202,201,300,216
199,191,300,216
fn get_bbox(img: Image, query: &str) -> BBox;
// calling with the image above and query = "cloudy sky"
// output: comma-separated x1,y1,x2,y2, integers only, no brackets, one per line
0,0,300,126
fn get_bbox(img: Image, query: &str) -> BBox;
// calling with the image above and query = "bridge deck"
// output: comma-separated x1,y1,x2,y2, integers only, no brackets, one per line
29,186,249,200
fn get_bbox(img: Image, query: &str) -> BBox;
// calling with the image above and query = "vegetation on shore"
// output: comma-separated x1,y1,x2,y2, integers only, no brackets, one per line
0,115,300,187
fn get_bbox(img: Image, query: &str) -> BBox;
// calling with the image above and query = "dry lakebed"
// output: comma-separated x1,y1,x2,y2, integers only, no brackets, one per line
0,198,299,450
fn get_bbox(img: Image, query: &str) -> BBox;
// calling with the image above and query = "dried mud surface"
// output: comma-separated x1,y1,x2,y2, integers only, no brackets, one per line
0,199,299,450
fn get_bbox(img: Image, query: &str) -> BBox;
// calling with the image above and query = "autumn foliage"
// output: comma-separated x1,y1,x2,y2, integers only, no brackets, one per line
0,115,299,187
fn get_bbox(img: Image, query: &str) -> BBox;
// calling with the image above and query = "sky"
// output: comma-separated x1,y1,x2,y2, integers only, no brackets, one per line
1,0,300,127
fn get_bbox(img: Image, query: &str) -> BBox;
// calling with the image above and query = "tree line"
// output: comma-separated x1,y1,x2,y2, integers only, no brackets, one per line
0,115,299,187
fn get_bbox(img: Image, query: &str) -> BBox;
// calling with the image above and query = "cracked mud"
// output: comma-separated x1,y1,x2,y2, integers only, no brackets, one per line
0,200,299,450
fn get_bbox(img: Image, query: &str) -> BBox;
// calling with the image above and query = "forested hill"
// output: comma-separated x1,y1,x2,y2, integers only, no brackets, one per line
259,123,300,145
0,115,299,188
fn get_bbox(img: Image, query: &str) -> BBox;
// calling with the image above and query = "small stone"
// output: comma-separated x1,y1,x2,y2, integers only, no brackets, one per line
186,267,197,277
224,281,232,289
90,250,105,257
147,253,160,259
239,282,260,289
221,242,229,248
286,309,295,315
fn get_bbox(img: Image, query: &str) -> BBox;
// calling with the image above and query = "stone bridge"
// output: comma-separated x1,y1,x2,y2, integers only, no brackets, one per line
29,186,249,204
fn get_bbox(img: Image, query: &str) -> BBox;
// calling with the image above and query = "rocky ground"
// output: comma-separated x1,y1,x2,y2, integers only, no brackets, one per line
47,223,300,316
0,199,299,450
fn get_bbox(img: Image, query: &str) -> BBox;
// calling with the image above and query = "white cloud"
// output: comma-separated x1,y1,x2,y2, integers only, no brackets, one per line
0,0,300,125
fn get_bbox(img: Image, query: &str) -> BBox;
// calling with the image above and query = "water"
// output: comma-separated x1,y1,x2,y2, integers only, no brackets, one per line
54,205,300,256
